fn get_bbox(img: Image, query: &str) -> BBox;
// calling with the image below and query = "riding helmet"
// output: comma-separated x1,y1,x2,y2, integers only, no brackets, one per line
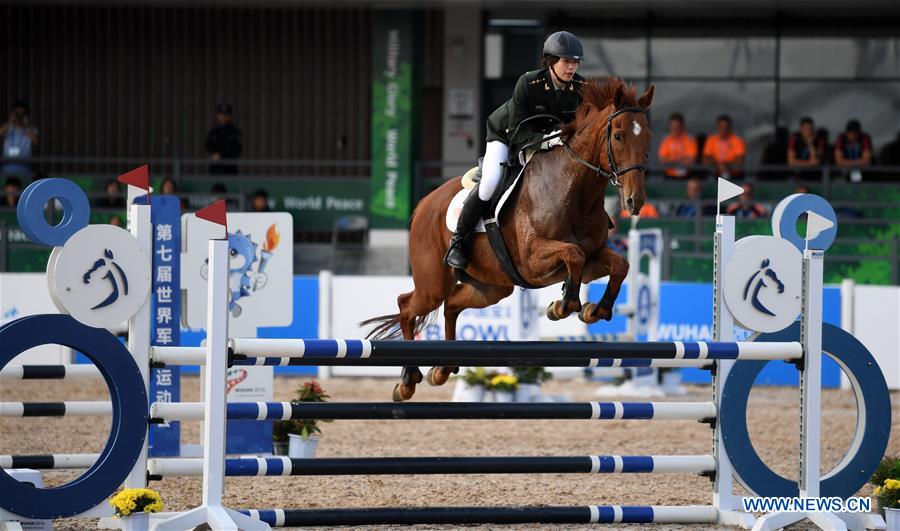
543,31,584,60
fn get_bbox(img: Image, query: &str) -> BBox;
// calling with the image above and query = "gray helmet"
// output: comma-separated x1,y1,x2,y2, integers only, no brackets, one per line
543,31,584,60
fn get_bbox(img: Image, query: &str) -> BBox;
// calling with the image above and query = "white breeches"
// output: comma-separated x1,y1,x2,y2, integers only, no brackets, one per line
478,141,509,201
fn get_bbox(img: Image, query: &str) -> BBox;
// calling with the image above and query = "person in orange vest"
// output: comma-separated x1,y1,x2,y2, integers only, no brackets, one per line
658,113,698,179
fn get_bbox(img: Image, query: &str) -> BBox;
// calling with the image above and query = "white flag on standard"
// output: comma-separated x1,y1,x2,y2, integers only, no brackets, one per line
805,210,835,245
716,177,745,216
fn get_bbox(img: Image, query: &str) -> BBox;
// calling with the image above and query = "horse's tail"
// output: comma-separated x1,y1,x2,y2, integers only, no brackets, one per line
360,311,435,340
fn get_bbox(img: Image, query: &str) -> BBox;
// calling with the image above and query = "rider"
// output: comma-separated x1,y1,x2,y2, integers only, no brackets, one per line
444,31,587,270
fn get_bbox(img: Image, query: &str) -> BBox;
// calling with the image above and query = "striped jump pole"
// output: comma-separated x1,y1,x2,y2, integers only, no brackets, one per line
227,338,802,362
238,505,720,526
147,455,716,478
0,364,102,380
150,401,716,423
230,356,715,369
0,401,111,416
0,453,99,469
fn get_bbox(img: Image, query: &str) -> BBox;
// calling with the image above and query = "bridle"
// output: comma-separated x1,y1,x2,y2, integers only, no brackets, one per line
563,106,647,188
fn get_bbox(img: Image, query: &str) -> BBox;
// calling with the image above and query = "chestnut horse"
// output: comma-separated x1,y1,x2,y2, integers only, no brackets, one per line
363,78,654,401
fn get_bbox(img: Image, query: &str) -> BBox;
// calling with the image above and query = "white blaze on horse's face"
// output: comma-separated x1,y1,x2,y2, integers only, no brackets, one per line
632,121,642,137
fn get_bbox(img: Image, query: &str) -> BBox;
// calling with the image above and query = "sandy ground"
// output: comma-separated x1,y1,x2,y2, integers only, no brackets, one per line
1,374,898,530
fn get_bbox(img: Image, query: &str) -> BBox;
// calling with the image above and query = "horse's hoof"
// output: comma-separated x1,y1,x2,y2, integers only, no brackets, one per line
546,302,561,321
392,383,414,402
426,367,451,386
578,302,599,324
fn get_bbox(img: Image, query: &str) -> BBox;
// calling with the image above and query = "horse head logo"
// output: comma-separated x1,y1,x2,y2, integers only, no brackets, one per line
83,249,129,310
742,258,785,317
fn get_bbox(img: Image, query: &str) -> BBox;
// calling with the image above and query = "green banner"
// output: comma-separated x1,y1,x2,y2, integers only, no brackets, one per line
370,11,414,229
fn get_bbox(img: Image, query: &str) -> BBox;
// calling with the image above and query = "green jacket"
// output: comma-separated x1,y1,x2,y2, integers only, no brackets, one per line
486,68,586,156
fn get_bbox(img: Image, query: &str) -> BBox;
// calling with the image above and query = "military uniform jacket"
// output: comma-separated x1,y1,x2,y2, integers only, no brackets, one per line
486,68,586,156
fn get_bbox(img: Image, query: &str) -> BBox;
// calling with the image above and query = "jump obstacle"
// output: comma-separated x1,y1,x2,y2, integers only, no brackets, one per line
0,181,892,531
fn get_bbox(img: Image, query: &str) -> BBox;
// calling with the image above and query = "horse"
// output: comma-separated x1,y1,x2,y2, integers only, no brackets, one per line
363,78,654,401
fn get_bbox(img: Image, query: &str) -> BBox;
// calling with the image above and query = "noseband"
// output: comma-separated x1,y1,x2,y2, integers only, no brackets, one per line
563,106,647,188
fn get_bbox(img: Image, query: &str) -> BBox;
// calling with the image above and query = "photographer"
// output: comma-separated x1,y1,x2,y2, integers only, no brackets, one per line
0,101,39,177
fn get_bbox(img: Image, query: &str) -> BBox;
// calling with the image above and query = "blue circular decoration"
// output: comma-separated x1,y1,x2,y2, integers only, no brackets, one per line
771,193,838,252
721,322,891,499
0,314,147,519
16,178,90,247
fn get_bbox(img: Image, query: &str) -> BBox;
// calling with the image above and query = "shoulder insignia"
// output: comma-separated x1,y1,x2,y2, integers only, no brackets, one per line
545,83,550,91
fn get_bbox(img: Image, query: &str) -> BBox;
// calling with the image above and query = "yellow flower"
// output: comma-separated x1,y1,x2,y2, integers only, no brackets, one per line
490,374,517,386
108,488,163,517
885,479,900,491
874,486,882,495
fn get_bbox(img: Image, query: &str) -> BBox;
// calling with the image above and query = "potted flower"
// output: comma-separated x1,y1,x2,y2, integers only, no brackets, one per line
452,367,491,402
108,488,162,531
487,373,518,402
272,419,292,455
287,380,332,459
869,455,900,525
510,367,552,402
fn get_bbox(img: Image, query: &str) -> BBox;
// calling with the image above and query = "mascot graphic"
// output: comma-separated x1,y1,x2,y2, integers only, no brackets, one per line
202,224,281,317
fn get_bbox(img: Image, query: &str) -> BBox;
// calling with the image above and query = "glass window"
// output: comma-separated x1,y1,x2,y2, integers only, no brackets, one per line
649,81,776,168
779,82,900,151
579,37,647,78
651,38,776,78
780,38,900,78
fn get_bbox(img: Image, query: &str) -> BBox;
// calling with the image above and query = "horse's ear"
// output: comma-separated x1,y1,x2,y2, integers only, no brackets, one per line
638,85,655,110
613,85,627,109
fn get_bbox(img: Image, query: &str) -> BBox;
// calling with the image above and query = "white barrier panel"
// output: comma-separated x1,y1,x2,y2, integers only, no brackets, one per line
0,273,72,365
842,281,900,390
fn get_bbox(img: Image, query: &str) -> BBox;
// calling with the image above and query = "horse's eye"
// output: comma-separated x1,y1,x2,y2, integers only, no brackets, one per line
614,133,622,141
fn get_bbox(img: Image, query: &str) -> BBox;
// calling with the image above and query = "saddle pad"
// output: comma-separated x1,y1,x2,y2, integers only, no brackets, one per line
445,163,526,233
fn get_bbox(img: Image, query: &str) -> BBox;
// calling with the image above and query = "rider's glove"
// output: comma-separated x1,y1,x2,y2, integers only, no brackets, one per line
540,131,564,151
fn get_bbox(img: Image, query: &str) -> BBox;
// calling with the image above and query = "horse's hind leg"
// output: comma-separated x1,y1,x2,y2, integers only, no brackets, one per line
393,271,457,402
426,282,515,387
579,246,629,324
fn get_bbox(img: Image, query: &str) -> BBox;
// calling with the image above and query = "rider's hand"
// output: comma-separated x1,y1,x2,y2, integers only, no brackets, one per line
540,131,564,150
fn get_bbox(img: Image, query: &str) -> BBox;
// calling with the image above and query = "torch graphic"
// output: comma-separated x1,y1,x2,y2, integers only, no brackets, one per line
254,223,280,291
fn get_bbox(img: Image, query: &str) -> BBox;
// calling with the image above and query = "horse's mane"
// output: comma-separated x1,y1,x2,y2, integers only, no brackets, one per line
563,77,638,137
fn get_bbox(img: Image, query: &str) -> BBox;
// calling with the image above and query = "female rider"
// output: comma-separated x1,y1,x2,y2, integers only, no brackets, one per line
444,31,587,269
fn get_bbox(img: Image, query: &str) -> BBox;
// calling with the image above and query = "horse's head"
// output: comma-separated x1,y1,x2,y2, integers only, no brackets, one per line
606,84,654,216
568,79,654,216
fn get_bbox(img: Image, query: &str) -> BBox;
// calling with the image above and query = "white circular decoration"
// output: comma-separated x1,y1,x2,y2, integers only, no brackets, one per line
47,225,151,328
723,236,802,333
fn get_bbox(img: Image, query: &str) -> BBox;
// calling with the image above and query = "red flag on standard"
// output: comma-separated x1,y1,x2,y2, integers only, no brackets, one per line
196,199,228,234
117,164,150,190
117,164,151,205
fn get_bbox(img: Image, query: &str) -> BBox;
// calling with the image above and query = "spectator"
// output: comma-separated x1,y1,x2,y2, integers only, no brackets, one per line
3,177,22,207
0,101,39,177
794,184,812,194
658,113,698,179
160,177,177,195
108,215,124,227
835,119,872,182
205,103,242,175
702,114,745,179
211,182,228,197
725,183,766,219
759,126,789,181
95,179,126,208
788,117,826,178
674,177,716,218
250,189,271,212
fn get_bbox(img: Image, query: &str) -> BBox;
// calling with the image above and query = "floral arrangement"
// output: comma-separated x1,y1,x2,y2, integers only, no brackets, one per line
510,366,553,385
869,456,900,511
488,373,519,392
273,380,332,441
108,488,163,517
461,367,494,386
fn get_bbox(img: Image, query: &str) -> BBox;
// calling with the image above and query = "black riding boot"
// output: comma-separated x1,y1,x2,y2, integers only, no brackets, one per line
443,189,491,269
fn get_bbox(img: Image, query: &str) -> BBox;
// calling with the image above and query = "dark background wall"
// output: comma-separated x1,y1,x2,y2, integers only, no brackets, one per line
1,5,375,162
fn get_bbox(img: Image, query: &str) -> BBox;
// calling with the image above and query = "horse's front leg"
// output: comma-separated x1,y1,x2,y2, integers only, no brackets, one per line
578,246,629,324
525,237,586,321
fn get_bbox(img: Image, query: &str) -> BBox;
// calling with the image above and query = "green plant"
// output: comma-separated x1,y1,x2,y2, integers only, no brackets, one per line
461,367,496,386
869,456,900,511
869,456,900,489
488,373,518,392
510,366,552,385
272,380,332,441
